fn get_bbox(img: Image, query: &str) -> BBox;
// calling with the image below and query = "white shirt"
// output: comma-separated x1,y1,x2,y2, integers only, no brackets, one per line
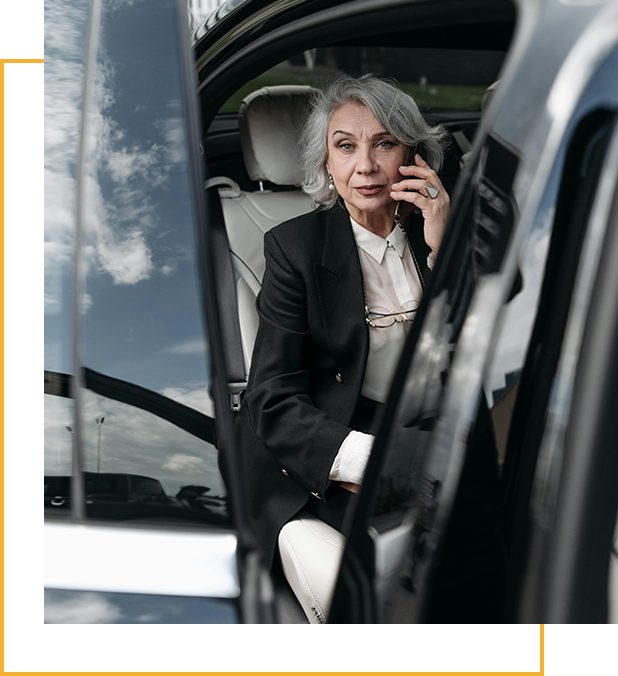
329,216,425,485
350,216,423,403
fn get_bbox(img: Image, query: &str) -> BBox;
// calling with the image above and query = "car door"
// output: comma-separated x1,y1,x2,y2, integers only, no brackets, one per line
329,0,618,623
44,0,273,624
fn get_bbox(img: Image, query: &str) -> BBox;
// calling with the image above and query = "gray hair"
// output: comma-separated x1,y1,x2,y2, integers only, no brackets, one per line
300,74,449,209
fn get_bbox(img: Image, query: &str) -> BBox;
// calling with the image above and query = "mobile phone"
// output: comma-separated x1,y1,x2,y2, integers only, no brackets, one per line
394,144,418,224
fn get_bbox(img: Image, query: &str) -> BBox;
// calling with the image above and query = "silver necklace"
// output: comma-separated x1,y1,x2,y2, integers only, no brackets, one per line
362,210,425,326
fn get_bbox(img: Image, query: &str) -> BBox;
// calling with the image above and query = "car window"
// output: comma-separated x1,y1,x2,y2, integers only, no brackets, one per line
44,0,90,491
219,46,507,114
44,0,230,526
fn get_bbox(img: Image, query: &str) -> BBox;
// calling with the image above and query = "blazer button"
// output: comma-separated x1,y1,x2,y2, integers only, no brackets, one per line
335,373,343,383
281,469,289,477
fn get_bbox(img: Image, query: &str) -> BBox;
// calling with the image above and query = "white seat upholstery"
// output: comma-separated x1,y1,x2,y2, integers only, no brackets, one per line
277,510,346,624
211,85,317,376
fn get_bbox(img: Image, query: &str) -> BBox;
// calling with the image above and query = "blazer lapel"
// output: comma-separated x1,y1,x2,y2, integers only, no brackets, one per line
314,205,369,375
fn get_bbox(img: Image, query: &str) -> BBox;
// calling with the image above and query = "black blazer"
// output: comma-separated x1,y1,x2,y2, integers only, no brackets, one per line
235,203,432,568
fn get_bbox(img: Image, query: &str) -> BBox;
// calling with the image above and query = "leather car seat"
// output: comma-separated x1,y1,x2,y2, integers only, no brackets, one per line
208,85,317,377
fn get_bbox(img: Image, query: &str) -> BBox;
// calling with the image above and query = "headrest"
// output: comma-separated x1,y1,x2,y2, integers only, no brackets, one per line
238,85,317,186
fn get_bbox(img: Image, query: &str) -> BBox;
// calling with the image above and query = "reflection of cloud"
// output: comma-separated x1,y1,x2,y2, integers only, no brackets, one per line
45,0,88,316
45,395,74,476
80,293,93,314
137,613,159,622
161,116,187,164
486,209,553,396
164,338,208,356
161,264,175,275
80,387,224,496
44,592,122,624
97,230,153,285
45,0,189,303
106,144,163,184
160,384,214,418
164,454,207,472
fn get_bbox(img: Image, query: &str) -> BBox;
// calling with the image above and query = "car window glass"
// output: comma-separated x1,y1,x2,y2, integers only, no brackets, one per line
44,588,238,624
44,0,90,486
45,0,230,525
218,46,506,113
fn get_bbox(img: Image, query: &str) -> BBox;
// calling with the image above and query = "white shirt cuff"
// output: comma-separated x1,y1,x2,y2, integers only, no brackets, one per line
329,430,374,485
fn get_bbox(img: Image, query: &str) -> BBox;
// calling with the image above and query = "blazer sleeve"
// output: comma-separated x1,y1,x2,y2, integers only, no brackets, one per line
241,228,351,498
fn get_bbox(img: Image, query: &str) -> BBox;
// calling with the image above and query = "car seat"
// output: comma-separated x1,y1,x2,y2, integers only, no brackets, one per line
206,85,318,384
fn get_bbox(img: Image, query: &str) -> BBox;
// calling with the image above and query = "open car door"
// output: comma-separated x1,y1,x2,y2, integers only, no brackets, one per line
44,0,273,624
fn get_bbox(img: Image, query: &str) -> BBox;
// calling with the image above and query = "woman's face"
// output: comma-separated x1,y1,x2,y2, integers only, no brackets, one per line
326,102,409,222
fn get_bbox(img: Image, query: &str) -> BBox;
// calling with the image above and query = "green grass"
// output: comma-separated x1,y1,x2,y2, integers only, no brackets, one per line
218,74,486,113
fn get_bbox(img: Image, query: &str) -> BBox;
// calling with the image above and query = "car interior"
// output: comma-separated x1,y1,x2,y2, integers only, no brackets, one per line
193,4,517,620
202,37,513,374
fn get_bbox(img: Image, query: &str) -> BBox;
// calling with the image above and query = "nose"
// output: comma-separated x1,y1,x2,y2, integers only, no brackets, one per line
355,143,378,174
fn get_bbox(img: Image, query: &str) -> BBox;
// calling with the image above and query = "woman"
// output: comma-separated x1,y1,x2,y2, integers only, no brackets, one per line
235,74,450,617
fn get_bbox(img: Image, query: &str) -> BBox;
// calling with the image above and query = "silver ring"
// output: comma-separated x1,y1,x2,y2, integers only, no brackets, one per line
424,184,439,199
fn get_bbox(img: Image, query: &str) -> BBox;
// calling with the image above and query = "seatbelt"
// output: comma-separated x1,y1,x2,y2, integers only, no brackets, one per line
205,178,247,411
451,129,472,155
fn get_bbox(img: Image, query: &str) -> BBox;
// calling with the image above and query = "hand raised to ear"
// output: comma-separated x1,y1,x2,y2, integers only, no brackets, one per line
390,154,450,253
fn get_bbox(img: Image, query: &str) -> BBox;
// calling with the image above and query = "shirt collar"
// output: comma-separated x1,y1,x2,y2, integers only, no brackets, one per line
349,216,406,264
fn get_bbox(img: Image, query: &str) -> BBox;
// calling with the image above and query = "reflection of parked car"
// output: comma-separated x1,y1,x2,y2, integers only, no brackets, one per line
176,485,229,518
84,473,168,502
46,471,182,516
44,476,72,509
45,0,618,624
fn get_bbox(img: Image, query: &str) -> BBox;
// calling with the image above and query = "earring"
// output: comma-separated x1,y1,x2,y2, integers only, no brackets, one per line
328,173,334,191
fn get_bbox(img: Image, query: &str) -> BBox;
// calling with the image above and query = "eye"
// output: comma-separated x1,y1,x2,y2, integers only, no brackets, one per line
338,142,353,152
377,140,395,149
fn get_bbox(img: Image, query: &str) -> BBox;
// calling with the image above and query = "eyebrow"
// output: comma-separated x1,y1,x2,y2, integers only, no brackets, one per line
332,130,392,139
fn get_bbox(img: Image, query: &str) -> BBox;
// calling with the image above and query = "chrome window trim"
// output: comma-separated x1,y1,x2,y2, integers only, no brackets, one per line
45,522,240,598
70,0,103,522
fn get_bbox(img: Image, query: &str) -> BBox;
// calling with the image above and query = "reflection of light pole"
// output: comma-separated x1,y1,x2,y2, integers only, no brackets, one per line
96,417,105,473
65,426,73,473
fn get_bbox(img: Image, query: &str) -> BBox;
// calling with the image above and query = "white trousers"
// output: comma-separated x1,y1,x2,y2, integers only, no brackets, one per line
277,510,346,624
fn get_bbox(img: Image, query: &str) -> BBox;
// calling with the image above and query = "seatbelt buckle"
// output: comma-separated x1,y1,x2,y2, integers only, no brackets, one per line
228,382,247,412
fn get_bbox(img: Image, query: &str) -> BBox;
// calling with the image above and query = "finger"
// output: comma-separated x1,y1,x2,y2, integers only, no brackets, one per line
398,163,438,183
395,184,439,200
390,178,427,192
390,189,430,207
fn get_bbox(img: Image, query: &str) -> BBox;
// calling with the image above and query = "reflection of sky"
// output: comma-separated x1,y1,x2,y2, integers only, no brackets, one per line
80,390,225,497
485,158,562,398
45,0,222,502
44,395,74,476
487,48,618,398
44,589,237,623
44,0,89,375
44,389,224,498
80,0,209,394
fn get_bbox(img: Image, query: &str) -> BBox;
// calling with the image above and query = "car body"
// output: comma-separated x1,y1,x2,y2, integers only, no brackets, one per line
45,0,618,623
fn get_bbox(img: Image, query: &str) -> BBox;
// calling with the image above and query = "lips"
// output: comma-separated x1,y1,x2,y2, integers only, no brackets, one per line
354,185,384,196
